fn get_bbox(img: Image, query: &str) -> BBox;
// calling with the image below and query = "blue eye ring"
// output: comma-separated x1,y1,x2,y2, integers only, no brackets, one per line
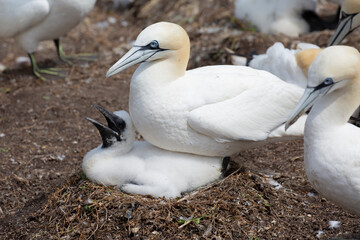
324,77,334,85
149,40,159,49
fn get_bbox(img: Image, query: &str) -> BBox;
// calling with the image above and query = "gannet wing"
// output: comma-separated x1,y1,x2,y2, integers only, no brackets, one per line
0,0,50,38
187,81,304,142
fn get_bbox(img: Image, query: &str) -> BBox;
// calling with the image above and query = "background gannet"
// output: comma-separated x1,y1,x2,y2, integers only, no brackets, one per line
106,22,308,157
232,0,360,86
0,0,97,80
328,0,360,45
243,42,321,88
286,46,360,215
234,0,339,37
83,105,228,199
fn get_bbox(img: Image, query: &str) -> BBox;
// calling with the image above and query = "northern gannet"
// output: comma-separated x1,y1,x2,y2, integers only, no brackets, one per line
286,46,360,215
232,0,360,87
234,0,339,37
83,105,228,198
106,22,307,157
0,0,97,80
241,42,322,88
328,0,360,45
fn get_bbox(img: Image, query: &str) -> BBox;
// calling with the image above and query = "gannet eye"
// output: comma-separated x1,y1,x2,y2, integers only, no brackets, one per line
149,40,159,49
323,77,334,85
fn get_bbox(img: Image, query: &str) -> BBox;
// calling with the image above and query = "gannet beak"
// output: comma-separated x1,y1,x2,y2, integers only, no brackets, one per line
86,117,120,148
328,13,360,46
285,88,322,130
93,104,125,134
106,46,163,77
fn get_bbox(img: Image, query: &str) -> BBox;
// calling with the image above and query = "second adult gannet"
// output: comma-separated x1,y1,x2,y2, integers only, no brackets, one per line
106,22,307,157
286,46,360,215
0,0,97,80
245,42,321,88
83,105,228,198
328,0,360,45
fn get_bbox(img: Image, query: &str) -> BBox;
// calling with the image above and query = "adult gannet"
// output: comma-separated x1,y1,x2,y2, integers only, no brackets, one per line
233,0,360,87
243,42,322,88
286,46,360,215
0,0,97,80
106,22,307,157
83,105,228,198
328,0,360,45
234,0,339,37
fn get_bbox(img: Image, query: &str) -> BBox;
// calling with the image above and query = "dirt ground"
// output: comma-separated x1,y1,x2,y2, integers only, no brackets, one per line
0,0,359,239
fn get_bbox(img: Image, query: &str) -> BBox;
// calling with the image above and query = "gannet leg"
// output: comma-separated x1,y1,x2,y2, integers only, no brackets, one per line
28,53,67,81
54,38,98,65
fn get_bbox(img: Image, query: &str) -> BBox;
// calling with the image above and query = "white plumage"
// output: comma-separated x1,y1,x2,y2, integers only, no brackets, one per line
106,22,307,157
248,42,320,88
234,0,317,37
286,46,360,215
83,106,226,199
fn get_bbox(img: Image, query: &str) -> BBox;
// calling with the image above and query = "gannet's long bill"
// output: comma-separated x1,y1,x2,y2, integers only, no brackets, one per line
83,105,228,198
107,22,307,157
0,0,96,80
328,0,360,46
286,46,360,215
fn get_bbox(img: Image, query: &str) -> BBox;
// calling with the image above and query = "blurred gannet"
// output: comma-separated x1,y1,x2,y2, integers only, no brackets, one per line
0,0,97,80
83,105,228,198
286,46,360,215
234,0,339,37
328,0,360,45
234,0,360,80
243,42,321,88
106,22,307,157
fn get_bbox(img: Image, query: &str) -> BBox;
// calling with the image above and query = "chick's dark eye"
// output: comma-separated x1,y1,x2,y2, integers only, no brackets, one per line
324,77,334,85
149,40,159,49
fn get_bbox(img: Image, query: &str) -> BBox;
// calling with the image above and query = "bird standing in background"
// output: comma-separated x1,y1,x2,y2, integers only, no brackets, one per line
0,0,97,80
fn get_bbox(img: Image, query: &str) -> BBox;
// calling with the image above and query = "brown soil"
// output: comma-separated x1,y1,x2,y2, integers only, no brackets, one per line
0,0,359,239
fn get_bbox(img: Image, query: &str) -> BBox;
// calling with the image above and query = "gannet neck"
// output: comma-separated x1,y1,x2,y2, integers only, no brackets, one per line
295,45,360,132
307,77,360,130
342,0,360,14
134,48,189,84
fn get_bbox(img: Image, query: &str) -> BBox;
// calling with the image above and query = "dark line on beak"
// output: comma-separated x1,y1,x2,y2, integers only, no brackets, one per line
329,15,353,46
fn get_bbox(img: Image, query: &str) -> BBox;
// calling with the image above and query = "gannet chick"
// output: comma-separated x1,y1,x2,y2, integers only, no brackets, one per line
106,22,308,157
286,46,360,215
234,0,338,37
83,105,228,199
0,0,97,80
328,0,360,45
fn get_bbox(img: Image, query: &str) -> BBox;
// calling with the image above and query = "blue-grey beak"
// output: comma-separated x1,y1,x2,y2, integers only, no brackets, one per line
328,13,360,46
106,46,164,77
